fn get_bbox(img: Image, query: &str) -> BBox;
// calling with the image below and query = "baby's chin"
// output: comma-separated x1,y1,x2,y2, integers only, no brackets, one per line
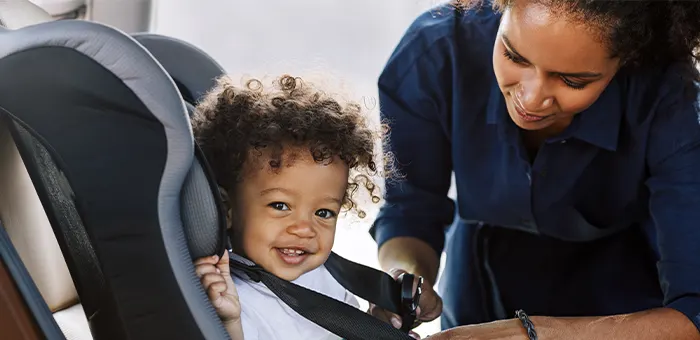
267,266,312,281
265,254,327,281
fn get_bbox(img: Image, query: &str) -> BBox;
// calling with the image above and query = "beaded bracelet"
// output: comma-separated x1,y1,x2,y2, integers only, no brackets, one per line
515,309,538,340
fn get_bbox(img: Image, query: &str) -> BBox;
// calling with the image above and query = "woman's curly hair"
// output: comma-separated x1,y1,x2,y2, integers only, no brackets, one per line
453,0,700,90
191,74,392,218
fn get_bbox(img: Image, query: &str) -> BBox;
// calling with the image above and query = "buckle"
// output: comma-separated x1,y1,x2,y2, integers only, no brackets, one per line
399,274,422,333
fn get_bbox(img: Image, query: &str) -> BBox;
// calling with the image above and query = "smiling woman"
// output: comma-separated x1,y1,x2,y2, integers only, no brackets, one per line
483,0,700,141
370,0,700,339
493,6,619,134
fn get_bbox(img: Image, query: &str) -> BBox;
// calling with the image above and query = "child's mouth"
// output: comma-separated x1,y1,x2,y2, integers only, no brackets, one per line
275,247,310,265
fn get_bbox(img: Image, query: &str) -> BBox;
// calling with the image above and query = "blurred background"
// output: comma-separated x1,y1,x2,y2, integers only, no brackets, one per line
29,0,456,336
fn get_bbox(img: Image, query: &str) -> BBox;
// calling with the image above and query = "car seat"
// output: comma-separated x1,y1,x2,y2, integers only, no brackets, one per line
0,18,231,340
132,31,421,340
0,8,418,340
0,2,226,337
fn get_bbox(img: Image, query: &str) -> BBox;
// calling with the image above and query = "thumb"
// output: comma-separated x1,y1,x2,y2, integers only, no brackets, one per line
387,268,408,280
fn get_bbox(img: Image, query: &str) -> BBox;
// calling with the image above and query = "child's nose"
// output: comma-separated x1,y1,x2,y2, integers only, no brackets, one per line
286,218,317,238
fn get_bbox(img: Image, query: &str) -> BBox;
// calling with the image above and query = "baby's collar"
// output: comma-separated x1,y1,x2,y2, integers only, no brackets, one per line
228,251,263,282
229,251,255,266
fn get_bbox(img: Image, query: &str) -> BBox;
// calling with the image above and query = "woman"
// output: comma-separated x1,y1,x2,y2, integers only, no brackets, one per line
369,0,700,339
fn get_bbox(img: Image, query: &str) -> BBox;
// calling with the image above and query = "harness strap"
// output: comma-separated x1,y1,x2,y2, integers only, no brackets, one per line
229,252,418,340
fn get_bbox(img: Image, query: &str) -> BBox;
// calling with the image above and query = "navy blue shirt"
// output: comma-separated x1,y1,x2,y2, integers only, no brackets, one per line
371,5,700,332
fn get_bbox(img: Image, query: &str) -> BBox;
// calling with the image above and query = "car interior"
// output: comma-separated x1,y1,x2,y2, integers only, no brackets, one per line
0,1,417,340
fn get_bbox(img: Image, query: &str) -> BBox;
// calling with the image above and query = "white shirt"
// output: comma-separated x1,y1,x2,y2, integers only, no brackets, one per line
230,255,360,340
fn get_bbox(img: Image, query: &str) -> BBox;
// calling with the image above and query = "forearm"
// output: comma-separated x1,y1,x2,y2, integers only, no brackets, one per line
223,320,245,340
378,236,440,285
534,308,700,340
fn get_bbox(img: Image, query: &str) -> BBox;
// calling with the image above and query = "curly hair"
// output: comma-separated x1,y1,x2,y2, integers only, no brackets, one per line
191,74,392,218
453,0,700,90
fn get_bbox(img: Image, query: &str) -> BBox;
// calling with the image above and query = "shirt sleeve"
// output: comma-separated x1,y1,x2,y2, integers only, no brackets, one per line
645,76,700,332
369,23,457,257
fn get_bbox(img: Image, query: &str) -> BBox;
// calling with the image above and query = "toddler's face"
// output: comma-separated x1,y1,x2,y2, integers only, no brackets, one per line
231,148,348,281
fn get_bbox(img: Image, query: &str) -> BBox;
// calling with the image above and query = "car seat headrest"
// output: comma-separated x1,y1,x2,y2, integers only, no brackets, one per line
0,20,229,339
0,0,54,29
132,33,229,256
133,33,226,109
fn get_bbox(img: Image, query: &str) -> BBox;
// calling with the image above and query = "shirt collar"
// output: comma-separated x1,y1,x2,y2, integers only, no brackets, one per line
486,74,623,151
566,77,623,151
486,75,514,144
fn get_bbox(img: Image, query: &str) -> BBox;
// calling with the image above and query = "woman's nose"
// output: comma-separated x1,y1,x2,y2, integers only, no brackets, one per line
517,78,553,112
286,218,317,238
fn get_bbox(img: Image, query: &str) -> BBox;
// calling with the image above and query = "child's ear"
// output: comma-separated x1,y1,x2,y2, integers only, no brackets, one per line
226,208,233,230
218,185,233,230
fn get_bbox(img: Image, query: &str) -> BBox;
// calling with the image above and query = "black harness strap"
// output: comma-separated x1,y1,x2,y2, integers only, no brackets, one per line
229,252,419,340
325,252,421,333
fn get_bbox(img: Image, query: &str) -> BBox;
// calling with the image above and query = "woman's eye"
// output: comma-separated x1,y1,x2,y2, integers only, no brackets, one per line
503,50,526,65
315,209,336,219
561,76,587,90
269,202,290,211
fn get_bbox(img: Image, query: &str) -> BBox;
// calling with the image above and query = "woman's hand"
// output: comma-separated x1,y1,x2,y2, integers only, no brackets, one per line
423,318,531,340
194,250,241,324
368,268,443,339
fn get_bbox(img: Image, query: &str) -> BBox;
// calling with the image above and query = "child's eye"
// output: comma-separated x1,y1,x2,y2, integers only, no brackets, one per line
269,202,290,211
315,209,336,219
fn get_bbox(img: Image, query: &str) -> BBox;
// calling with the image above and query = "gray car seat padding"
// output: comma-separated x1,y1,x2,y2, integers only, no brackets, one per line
0,20,229,339
132,33,226,108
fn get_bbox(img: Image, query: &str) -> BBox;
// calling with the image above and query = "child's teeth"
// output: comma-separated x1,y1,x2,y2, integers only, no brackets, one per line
281,248,305,255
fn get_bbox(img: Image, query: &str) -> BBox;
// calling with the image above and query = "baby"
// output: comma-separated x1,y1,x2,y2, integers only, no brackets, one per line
190,74,397,340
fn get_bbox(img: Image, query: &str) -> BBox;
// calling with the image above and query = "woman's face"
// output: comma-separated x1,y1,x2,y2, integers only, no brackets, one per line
492,0,621,133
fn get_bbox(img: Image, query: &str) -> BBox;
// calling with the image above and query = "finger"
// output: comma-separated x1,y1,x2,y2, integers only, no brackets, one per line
418,293,443,321
194,255,219,266
207,281,228,302
390,315,402,329
409,330,421,339
368,304,396,324
194,263,218,278
367,304,383,319
387,268,408,280
368,305,401,329
200,272,226,288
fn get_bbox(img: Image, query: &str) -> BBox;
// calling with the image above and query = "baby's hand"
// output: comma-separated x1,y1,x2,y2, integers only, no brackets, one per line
194,249,241,323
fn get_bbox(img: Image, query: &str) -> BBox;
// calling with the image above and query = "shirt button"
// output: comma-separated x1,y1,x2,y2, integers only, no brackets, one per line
560,140,568,144
539,169,547,178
